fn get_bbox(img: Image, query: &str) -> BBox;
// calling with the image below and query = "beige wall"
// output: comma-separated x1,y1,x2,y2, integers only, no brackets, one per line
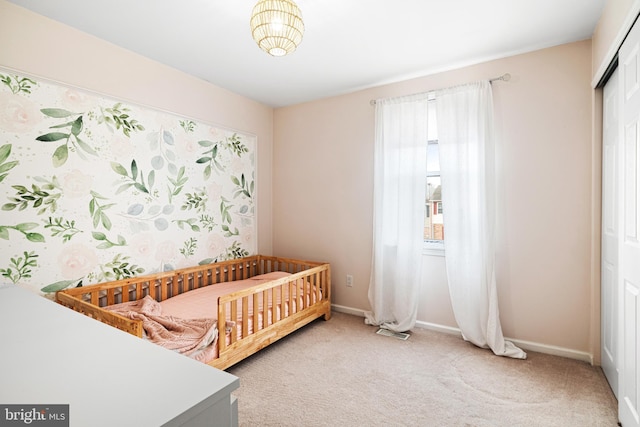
274,40,595,358
592,0,638,84
0,0,275,254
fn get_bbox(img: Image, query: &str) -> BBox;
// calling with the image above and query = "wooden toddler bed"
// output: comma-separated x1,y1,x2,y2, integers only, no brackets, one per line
56,255,331,370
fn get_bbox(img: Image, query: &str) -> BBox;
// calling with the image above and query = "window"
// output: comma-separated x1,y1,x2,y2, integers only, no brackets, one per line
424,101,444,253
424,142,443,242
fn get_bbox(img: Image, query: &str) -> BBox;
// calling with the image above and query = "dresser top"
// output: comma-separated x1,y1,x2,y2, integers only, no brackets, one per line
0,284,239,427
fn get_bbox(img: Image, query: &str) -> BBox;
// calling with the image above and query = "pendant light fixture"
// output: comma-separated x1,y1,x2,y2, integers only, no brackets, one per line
250,0,304,57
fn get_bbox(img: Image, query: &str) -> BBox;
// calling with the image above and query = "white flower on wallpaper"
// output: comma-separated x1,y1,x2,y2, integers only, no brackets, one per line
0,70,256,296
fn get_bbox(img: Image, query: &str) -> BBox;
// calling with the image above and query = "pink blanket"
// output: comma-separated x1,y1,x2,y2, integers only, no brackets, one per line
105,295,217,358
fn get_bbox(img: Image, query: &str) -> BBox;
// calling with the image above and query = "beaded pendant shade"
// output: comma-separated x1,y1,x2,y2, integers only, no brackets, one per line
250,0,304,57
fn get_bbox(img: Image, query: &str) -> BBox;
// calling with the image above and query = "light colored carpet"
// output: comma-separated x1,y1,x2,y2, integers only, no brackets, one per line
227,312,618,427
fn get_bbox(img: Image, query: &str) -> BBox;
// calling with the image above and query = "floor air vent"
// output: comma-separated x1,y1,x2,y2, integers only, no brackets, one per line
376,328,410,340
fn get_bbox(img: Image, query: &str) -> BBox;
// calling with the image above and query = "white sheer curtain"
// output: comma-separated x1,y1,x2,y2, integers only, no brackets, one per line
365,94,430,332
436,81,526,359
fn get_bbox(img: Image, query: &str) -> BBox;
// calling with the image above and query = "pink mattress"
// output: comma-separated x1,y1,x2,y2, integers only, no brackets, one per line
107,271,319,364
160,271,291,320
160,271,316,363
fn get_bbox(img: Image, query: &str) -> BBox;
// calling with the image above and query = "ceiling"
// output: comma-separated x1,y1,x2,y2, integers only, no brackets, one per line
8,0,605,108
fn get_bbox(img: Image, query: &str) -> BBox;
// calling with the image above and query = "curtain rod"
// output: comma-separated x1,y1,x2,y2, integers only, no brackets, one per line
369,73,511,106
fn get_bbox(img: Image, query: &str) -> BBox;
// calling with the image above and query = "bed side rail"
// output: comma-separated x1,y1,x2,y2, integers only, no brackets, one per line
56,291,144,337
217,262,331,355
57,256,263,307
255,255,326,275
55,256,263,336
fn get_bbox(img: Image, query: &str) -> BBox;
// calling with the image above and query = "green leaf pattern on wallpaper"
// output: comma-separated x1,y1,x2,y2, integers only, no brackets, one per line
0,70,256,297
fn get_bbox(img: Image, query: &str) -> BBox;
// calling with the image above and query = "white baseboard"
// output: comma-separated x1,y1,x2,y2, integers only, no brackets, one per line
331,304,594,365
505,337,593,364
331,304,367,317
415,319,462,336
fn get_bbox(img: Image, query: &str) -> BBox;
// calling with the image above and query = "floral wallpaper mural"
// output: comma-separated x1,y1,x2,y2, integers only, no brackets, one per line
0,68,256,298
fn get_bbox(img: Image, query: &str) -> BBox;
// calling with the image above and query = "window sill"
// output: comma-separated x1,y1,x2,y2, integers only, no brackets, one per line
423,242,445,257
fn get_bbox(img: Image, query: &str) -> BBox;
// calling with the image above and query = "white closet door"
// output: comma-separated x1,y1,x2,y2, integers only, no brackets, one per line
619,16,640,427
601,67,620,399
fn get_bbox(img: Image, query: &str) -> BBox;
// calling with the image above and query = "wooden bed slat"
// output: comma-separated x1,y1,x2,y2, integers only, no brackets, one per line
287,281,294,316
106,288,115,306
241,296,249,337
230,302,238,344
253,293,259,333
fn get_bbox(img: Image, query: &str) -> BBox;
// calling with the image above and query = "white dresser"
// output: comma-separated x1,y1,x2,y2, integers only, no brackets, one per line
0,284,239,427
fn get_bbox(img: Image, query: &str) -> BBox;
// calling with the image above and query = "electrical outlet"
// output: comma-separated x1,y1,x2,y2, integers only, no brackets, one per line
346,274,353,287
